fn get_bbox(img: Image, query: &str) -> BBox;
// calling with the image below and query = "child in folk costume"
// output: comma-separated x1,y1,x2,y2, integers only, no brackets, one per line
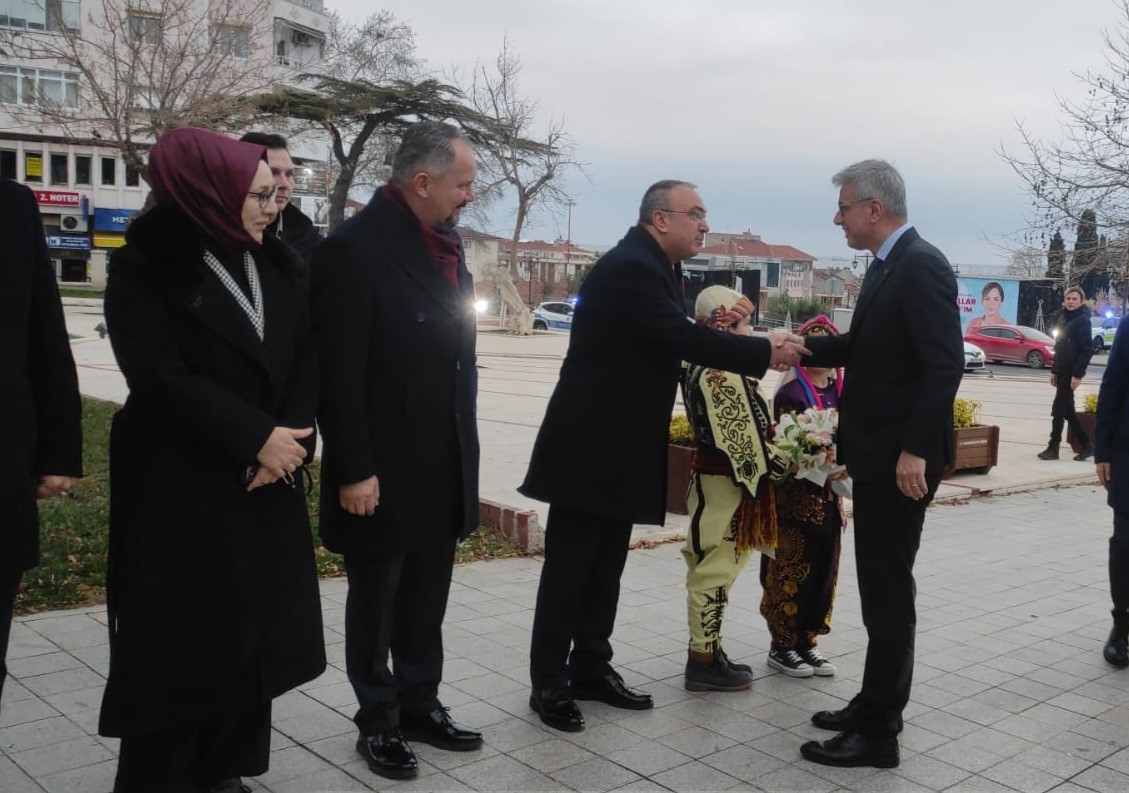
680,286,789,692
761,314,846,678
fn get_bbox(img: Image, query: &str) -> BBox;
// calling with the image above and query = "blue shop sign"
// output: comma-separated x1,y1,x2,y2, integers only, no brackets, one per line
93,207,137,232
46,235,92,250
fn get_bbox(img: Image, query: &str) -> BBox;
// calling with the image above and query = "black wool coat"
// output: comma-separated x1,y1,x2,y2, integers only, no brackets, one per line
311,190,479,556
1052,305,1093,378
270,203,322,266
0,178,82,576
519,225,773,526
804,228,965,481
98,205,325,737
1096,319,1129,513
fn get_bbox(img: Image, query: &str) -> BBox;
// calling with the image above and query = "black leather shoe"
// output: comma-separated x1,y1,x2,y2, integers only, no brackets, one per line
207,779,251,793
356,731,419,780
1104,624,1129,668
530,687,585,732
800,729,899,768
718,649,752,674
572,671,653,710
812,699,903,732
401,707,483,751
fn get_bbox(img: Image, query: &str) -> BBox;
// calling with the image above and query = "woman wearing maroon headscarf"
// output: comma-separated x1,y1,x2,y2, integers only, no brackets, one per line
98,128,325,793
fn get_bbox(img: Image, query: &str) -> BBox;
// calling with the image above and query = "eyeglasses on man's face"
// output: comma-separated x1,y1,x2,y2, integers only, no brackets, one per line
836,197,875,216
247,185,279,210
661,208,708,223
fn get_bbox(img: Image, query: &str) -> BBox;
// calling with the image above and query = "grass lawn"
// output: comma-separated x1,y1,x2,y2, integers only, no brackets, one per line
58,287,106,299
18,397,525,615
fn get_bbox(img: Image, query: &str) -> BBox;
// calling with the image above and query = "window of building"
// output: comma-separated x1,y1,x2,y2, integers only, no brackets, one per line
49,153,68,185
0,149,15,179
101,157,116,186
24,150,42,182
0,0,80,33
127,12,161,45
74,154,91,185
125,164,140,187
0,64,78,108
214,24,251,58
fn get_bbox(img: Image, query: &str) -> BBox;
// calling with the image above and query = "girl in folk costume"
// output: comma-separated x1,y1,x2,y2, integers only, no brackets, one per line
762,314,846,678
680,286,789,692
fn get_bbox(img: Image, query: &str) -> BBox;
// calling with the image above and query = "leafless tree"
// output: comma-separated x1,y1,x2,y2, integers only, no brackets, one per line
1,0,275,180
1004,246,1049,278
462,39,582,277
1001,0,1129,258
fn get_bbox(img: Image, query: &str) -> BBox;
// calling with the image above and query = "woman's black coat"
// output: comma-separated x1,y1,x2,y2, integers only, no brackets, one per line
98,205,325,737
311,191,479,556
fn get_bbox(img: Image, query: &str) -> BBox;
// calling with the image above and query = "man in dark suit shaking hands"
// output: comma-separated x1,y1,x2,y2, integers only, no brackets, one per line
798,160,963,768
1,177,82,710
520,180,810,732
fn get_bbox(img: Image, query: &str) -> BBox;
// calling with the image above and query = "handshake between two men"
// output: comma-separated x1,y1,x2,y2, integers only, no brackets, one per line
767,330,812,372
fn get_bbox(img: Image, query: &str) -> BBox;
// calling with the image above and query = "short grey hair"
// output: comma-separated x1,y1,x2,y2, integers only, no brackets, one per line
391,122,466,188
832,159,907,218
638,179,697,225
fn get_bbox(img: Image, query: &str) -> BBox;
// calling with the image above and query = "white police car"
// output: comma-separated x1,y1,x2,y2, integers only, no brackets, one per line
1092,316,1120,352
533,301,576,331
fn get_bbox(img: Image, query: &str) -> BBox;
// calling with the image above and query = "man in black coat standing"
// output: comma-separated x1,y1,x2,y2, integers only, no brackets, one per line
1038,286,1094,461
311,122,482,781
239,132,322,264
1096,317,1129,668
798,160,964,769
520,180,810,732
0,177,82,709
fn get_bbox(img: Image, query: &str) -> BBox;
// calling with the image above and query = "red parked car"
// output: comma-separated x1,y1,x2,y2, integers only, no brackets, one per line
963,325,1056,368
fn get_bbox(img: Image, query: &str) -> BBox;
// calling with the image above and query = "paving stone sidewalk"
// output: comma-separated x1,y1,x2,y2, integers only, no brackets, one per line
4,483,1129,792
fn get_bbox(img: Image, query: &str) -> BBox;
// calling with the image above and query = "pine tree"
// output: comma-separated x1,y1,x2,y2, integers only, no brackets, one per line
1047,230,1065,281
1074,209,1102,297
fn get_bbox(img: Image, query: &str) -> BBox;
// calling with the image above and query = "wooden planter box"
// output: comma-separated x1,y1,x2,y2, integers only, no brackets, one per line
666,443,694,514
943,424,1000,478
1067,412,1097,454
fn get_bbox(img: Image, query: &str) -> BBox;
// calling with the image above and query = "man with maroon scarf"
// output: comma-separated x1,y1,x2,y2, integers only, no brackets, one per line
311,122,482,780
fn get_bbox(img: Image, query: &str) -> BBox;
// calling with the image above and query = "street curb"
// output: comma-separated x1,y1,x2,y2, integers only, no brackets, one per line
479,498,544,553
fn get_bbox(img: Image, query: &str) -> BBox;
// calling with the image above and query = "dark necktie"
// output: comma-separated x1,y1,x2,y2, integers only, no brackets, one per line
858,257,885,303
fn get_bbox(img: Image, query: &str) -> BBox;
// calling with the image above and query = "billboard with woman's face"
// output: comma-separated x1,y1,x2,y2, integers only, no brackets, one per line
958,278,1018,333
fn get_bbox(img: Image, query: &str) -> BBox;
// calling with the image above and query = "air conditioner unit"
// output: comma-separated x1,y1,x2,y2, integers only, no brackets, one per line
291,31,311,46
60,213,88,233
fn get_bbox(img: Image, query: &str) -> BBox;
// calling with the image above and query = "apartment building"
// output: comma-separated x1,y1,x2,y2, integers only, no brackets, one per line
691,230,817,300
0,0,331,283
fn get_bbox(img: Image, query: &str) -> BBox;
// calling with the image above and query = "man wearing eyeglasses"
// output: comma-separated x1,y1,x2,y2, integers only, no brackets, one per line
239,133,322,264
520,179,810,732
797,160,963,769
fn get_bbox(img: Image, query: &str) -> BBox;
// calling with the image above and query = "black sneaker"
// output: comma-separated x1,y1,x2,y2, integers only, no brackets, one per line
799,646,836,677
1074,441,1094,461
1037,445,1059,460
685,650,753,691
767,647,814,678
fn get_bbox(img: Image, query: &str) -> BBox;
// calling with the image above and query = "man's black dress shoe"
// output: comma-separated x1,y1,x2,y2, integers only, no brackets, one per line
812,699,902,732
207,779,251,793
356,730,419,780
401,707,483,751
530,687,585,732
571,671,653,710
800,729,899,768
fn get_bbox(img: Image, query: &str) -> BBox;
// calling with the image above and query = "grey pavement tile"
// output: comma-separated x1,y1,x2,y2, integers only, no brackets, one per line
906,709,982,740
843,773,933,792
655,725,737,757
39,686,105,724
18,668,105,700
1046,730,1123,764
548,756,644,791
603,739,692,777
0,695,59,729
896,727,951,755
649,759,742,791
257,744,335,786
891,753,971,790
451,671,526,700
1009,745,1091,779
699,744,785,780
616,707,696,740
7,735,113,778
272,706,355,745
1067,716,1129,744
940,776,1020,792
268,767,373,792
924,736,1006,773
5,653,86,679
978,756,1062,793
1020,703,1093,730
753,762,839,792
991,713,1067,743
0,755,44,793
35,757,116,793
510,737,596,772
1,716,86,753
609,780,674,792
1066,764,1129,793
447,753,564,791
1101,745,1129,774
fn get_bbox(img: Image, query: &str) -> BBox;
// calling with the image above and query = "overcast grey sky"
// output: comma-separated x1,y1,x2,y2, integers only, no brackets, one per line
333,0,1121,267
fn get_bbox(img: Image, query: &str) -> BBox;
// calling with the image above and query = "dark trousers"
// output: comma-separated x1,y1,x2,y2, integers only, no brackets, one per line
1050,378,1088,446
344,542,456,735
112,702,271,793
0,569,21,710
1112,510,1129,617
850,473,937,739
529,504,633,690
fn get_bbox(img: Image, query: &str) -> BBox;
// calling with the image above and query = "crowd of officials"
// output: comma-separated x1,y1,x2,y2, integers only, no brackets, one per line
3,123,1128,791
